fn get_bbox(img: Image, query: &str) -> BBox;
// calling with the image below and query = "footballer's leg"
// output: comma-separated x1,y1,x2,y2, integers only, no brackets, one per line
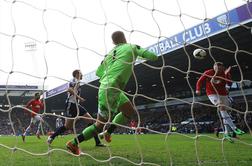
99,92,133,143
67,115,106,154
219,96,245,135
100,101,135,143
209,95,234,142
36,122,41,139
47,119,72,145
108,93,133,135
111,101,134,131
215,127,220,137
22,125,30,142
35,115,43,139
22,118,34,142
48,103,76,145
81,111,105,147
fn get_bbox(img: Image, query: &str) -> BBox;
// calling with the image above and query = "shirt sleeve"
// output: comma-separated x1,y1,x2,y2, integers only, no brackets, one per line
134,45,158,61
225,72,232,86
25,100,33,108
69,79,76,88
196,71,208,91
40,100,44,110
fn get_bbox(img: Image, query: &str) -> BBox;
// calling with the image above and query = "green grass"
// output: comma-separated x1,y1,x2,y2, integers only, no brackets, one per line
0,134,252,165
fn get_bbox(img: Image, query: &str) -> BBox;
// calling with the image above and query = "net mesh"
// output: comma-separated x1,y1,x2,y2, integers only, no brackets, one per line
0,0,252,165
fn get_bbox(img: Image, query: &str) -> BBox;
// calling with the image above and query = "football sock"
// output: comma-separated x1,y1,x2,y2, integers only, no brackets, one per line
220,111,236,130
24,125,31,136
223,119,229,134
94,135,101,145
107,124,117,135
87,123,101,145
110,112,129,133
72,124,100,146
72,133,85,145
36,123,41,135
82,124,98,140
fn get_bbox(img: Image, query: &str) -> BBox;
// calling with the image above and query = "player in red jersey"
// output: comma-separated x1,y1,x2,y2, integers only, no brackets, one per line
22,92,44,142
196,62,245,142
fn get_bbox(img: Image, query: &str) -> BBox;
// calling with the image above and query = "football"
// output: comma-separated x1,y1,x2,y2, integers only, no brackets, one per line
193,49,207,60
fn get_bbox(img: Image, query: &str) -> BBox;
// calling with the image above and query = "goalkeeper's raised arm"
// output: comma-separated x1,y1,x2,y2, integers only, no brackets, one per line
134,45,158,61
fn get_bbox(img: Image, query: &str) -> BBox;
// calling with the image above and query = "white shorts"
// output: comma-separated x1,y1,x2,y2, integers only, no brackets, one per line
30,115,43,124
208,94,230,107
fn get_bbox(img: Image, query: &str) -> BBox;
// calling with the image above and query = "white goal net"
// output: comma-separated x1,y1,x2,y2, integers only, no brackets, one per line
0,0,252,165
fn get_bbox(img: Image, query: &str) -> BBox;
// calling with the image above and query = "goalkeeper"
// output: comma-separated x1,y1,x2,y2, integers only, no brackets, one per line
66,31,158,155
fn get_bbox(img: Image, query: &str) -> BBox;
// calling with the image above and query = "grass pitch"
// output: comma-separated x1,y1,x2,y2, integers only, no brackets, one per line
0,134,252,166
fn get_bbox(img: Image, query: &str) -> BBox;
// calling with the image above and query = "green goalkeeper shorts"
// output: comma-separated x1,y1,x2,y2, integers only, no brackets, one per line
98,86,129,120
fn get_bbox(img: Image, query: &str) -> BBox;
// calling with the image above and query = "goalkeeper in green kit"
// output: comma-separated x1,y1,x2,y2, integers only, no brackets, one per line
66,31,158,155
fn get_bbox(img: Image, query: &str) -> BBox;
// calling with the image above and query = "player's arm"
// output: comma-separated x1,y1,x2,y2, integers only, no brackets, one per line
40,100,44,110
96,55,108,78
40,96,44,109
135,45,158,61
24,100,32,114
25,99,32,108
196,71,207,95
67,87,85,102
225,66,232,86
96,62,105,78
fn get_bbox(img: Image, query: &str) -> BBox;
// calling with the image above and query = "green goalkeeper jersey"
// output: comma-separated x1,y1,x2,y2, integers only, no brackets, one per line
96,43,157,90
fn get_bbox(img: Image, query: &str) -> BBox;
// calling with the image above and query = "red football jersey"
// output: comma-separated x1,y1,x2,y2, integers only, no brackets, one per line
196,69,232,96
26,99,44,117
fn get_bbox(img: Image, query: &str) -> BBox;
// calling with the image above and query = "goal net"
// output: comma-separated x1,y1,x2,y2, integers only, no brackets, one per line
0,0,252,165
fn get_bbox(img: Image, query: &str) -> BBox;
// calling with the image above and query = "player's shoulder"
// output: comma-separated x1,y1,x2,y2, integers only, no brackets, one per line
113,43,142,55
69,78,77,83
129,43,141,49
28,99,35,103
119,43,138,49
69,78,77,86
204,69,214,74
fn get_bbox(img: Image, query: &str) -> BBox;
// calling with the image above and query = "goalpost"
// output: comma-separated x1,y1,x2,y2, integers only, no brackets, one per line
0,0,252,165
